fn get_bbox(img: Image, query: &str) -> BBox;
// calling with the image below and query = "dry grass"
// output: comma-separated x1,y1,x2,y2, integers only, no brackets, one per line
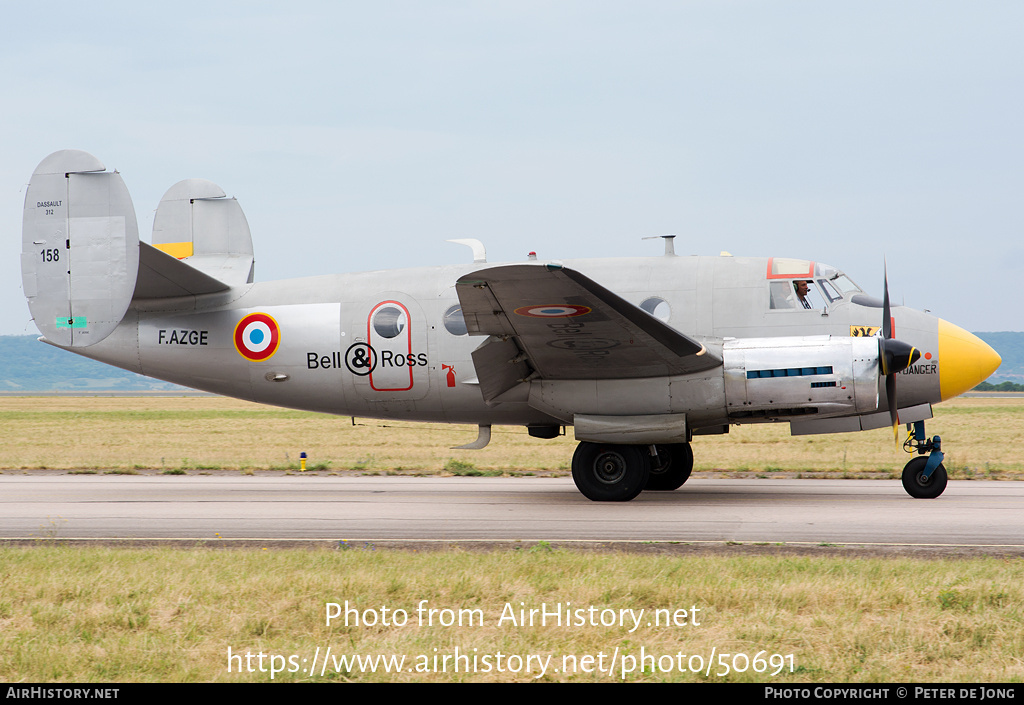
1,546,1023,682
0,396,1019,478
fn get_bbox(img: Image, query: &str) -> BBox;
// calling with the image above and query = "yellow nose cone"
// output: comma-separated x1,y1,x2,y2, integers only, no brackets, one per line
938,319,1002,401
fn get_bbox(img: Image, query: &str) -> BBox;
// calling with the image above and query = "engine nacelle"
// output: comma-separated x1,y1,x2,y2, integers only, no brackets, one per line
723,335,880,420
527,335,883,442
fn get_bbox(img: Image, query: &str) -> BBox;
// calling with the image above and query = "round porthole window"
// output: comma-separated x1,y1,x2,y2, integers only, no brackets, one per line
443,305,468,336
372,305,407,338
640,296,671,322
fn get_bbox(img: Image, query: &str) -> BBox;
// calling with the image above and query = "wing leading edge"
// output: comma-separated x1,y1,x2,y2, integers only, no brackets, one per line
455,264,721,400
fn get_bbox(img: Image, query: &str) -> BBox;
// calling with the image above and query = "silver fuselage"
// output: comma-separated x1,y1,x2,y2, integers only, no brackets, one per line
64,254,944,432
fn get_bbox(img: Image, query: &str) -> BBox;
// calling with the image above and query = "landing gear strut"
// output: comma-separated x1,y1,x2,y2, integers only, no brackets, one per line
901,420,947,499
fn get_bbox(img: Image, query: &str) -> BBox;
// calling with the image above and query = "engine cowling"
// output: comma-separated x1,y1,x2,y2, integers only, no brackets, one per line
722,335,881,420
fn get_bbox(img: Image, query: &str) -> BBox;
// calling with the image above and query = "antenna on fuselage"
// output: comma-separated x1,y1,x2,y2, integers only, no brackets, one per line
642,234,676,256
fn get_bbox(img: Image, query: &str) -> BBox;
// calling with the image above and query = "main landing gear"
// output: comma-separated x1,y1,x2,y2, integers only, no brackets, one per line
901,420,947,499
571,442,693,501
647,444,694,491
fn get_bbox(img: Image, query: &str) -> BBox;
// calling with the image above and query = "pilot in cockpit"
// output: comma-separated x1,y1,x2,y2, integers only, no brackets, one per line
794,280,813,309
769,279,824,310
766,258,859,311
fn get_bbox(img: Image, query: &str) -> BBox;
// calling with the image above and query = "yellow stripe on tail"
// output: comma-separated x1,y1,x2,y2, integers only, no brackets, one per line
153,241,194,259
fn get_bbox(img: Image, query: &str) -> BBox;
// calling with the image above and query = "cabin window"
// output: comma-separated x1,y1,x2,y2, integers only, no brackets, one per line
639,296,671,322
443,305,468,336
372,305,407,338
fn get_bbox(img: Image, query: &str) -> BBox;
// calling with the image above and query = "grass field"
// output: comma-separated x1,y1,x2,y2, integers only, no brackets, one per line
1,546,1023,683
0,395,1020,479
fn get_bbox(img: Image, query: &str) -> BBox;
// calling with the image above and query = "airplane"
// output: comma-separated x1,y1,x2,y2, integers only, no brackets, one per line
20,149,1002,501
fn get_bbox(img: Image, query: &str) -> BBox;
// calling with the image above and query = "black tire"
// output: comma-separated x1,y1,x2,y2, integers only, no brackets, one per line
571,442,650,502
901,456,948,499
645,443,694,491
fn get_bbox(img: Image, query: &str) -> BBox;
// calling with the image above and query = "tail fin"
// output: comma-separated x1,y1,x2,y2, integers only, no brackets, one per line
151,178,255,287
22,150,255,346
21,150,140,347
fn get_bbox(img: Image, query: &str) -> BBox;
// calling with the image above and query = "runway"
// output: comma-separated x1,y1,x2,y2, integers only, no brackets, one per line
1,475,1022,549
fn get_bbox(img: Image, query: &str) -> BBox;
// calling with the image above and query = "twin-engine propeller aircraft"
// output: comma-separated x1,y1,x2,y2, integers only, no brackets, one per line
21,150,1001,501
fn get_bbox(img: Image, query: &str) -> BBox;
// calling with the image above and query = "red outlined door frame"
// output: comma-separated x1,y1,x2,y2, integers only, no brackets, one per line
367,300,414,392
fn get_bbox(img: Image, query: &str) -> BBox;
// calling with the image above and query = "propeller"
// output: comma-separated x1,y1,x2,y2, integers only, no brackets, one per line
877,264,921,439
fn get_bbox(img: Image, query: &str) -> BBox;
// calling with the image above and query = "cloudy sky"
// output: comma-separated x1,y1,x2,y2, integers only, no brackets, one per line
3,1,1021,335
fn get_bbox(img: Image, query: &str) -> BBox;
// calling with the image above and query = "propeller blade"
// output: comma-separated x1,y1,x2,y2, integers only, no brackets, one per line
882,262,892,340
878,337,919,442
886,373,899,440
878,263,919,442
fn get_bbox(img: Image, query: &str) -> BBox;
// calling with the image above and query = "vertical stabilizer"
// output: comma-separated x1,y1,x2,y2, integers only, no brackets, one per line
152,179,255,286
21,149,140,347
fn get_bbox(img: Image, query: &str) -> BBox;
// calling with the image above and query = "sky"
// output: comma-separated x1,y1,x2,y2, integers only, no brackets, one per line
2,1,1022,335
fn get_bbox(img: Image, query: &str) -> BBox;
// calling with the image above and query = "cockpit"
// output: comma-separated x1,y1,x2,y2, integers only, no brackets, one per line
766,258,863,311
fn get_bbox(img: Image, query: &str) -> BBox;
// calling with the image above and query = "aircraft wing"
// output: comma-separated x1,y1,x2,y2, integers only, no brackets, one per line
455,264,721,398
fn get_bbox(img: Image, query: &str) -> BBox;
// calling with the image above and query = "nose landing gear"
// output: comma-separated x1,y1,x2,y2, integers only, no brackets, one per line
901,420,947,499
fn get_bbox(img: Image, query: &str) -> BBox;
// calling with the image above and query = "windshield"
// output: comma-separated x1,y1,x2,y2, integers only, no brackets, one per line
813,262,863,296
829,274,862,295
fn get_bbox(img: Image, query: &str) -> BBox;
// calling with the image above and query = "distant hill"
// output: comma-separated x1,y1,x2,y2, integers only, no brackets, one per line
0,331,1020,392
975,332,1024,384
0,335,184,392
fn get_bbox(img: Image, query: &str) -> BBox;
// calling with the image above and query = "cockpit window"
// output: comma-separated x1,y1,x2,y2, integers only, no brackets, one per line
813,263,862,295
818,278,842,303
767,258,815,279
830,275,862,295
767,258,862,309
769,280,826,310
769,282,792,309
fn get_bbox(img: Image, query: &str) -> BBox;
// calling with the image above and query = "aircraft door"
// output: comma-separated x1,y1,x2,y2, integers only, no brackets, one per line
349,295,431,401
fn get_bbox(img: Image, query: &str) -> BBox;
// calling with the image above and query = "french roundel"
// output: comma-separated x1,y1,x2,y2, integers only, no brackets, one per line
513,304,591,318
234,312,281,361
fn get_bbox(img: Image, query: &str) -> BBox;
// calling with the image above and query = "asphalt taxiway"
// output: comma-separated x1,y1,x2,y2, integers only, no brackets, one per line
1,475,1022,550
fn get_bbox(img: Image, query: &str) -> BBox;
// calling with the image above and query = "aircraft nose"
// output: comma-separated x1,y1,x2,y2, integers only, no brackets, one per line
938,319,1001,401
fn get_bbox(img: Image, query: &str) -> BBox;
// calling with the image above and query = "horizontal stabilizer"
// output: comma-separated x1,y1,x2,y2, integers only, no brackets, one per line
134,242,231,299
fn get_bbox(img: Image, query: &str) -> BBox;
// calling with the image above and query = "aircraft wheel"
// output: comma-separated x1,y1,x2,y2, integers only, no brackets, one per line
572,442,650,502
901,456,948,499
645,443,694,491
